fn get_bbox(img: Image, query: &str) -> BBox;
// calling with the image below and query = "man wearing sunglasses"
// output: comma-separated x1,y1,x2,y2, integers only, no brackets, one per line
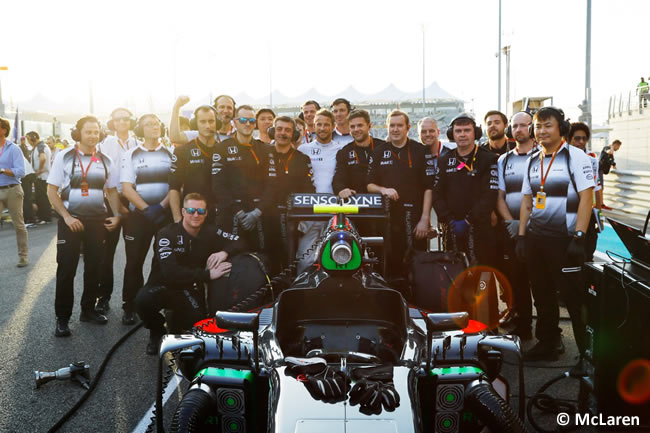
135,193,244,355
213,105,268,252
94,107,140,316
119,114,173,325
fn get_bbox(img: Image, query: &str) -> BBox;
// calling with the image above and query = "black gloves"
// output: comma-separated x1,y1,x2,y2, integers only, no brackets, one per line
285,357,349,404
349,365,400,415
143,203,167,225
515,235,527,262
567,236,586,266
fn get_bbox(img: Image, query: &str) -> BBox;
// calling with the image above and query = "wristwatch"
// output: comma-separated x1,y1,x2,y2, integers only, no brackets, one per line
574,230,585,239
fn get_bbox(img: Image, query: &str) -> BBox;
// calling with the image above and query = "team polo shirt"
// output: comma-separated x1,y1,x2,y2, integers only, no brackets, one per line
332,138,385,195
333,128,354,146
521,143,595,237
261,147,314,212
497,146,539,220
120,144,173,211
169,139,224,208
299,139,345,193
99,135,140,193
368,139,433,207
30,141,51,181
47,146,119,218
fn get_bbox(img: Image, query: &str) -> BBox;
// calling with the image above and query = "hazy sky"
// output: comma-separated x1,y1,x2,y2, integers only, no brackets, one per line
2,0,647,124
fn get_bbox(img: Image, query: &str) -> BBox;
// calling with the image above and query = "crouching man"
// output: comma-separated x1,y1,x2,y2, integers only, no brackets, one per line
135,193,244,355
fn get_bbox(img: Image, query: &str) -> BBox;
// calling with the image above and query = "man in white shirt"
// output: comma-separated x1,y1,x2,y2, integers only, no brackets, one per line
26,131,52,223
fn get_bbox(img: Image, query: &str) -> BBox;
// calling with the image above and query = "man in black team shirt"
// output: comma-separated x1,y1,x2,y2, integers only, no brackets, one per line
333,109,384,199
213,105,268,252
432,113,498,266
170,95,235,144
168,103,225,224
518,107,594,362
261,116,314,274
368,110,433,283
47,116,123,337
483,110,515,156
119,114,173,325
135,193,244,354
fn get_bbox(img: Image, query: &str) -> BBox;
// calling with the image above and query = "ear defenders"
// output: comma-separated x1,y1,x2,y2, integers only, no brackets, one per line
446,113,482,142
134,114,166,139
528,106,571,139
505,111,534,140
71,117,106,143
189,105,223,131
107,108,136,131
268,126,300,142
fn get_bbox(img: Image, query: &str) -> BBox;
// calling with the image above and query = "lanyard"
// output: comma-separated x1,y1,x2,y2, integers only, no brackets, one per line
457,145,478,173
118,137,131,151
353,137,374,165
539,145,561,191
280,149,295,174
193,139,213,159
239,141,260,165
391,141,412,168
75,146,97,182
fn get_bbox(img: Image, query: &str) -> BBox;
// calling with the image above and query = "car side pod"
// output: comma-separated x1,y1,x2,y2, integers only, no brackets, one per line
425,312,469,371
215,311,260,372
157,335,206,433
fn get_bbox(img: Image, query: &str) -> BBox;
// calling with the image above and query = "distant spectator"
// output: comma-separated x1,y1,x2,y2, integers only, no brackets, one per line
636,77,648,108
26,131,52,224
599,139,622,210
19,136,30,159
294,117,307,147
0,117,29,267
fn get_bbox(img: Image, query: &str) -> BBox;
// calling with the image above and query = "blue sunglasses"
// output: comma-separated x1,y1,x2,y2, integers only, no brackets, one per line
237,117,256,125
184,207,207,215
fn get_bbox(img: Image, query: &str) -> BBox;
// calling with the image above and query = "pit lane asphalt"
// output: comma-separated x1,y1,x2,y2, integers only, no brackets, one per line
0,220,183,433
0,218,598,432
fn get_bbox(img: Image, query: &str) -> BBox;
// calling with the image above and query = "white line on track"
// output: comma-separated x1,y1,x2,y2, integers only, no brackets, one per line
131,372,184,433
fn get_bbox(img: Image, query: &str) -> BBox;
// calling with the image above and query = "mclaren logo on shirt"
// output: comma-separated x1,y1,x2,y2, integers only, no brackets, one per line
228,146,238,155
383,150,391,159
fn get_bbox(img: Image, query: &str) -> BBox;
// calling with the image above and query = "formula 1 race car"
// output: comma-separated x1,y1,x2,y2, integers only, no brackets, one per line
154,195,528,433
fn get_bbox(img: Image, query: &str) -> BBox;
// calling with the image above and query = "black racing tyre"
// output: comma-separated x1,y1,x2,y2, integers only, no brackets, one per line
169,388,214,433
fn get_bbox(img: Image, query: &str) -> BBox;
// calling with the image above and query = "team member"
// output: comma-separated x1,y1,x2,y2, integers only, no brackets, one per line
94,107,138,314
568,122,602,262
300,100,320,143
26,131,52,223
135,193,243,354
517,107,595,361
168,103,226,224
169,95,235,145
294,118,307,148
432,113,498,266
496,111,537,339
483,110,515,156
331,98,354,145
333,109,385,198
119,114,173,325
214,104,268,251
261,116,314,273
0,117,28,267
47,116,122,337
296,109,344,271
368,110,433,281
598,139,621,209
255,108,275,144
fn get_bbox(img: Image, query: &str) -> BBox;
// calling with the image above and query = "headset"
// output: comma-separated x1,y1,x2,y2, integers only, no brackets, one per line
446,113,482,142
134,114,166,139
189,105,223,131
71,116,107,143
528,106,571,139
106,107,136,131
505,111,534,140
267,125,300,142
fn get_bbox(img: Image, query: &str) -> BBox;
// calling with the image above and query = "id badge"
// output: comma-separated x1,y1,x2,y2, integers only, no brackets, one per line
535,191,546,209
80,181,89,197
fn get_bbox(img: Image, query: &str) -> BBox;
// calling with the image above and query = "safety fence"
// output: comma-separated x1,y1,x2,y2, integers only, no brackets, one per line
603,169,650,222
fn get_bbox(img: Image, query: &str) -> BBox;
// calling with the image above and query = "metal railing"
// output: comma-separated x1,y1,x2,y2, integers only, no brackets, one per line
603,169,650,222
608,86,650,118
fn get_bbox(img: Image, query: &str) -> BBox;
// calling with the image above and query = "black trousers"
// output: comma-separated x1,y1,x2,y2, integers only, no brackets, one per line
121,211,170,312
55,217,107,319
135,284,206,335
98,198,128,300
21,173,35,223
34,178,51,221
502,234,532,328
525,235,587,353
387,203,426,281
